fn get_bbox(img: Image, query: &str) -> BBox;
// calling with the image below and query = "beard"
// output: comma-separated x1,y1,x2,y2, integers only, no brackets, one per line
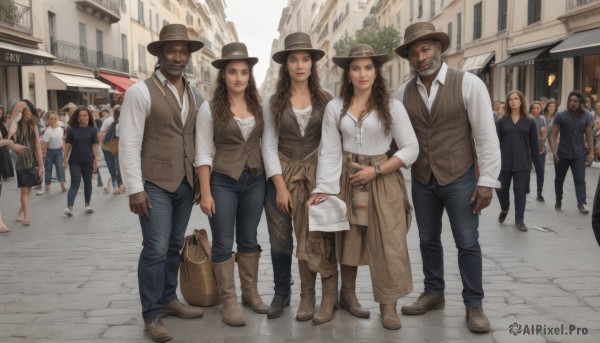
416,55,442,76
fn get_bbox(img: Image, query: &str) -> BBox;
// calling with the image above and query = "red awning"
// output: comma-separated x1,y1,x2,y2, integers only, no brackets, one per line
98,73,136,92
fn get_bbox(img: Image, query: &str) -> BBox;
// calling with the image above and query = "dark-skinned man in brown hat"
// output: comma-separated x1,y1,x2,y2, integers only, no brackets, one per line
120,24,204,342
394,22,500,333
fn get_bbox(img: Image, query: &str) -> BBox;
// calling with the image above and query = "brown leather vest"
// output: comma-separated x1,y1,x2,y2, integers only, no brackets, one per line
211,103,264,180
140,74,198,192
277,105,324,160
402,68,474,186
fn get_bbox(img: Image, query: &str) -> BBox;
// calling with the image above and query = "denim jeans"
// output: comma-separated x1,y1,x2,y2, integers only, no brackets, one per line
209,169,265,263
554,155,586,206
138,180,194,321
411,165,484,307
496,170,530,224
102,150,122,188
264,178,293,296
532,153,546,195
44,148,65,185
67,160,93,206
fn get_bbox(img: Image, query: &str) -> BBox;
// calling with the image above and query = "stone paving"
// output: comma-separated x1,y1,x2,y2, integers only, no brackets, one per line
1,160,599,342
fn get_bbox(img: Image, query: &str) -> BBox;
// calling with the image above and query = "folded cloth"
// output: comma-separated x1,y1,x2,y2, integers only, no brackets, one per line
308,196,350,232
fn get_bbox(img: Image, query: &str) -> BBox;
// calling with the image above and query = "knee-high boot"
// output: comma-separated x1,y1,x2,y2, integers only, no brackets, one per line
296,260,316,321
312,271,338,325
213,256,246,326
340,264,370,318
236,251,268,314
380,301,401,330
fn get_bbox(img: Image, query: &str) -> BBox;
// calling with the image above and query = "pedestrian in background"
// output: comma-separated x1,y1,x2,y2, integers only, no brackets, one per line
41,111,67,194
495,90,539,231
309,43,419,329
196,42,267,327
0,130,26,233
394,22,500,333
530,101,547,201
0,105,15,180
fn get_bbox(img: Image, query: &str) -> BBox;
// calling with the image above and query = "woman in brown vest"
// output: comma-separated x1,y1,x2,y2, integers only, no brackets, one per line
261,32,337,323
308,44,419,330
195,42,267,326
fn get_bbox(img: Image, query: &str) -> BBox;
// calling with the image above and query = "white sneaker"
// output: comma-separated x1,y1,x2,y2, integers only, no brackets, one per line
85,206,94,214
36,189,44,195
64,208,73,217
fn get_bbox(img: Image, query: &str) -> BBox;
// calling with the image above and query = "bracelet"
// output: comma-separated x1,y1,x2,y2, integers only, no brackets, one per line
374,165,382,177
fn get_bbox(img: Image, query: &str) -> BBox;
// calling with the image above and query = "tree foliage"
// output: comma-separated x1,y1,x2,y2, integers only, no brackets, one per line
333,26,400,59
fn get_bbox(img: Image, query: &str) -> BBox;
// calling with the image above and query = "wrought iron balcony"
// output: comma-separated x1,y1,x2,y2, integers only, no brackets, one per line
0,0,32,34
75,0,121,23
566,0,600,11
51,40,129,73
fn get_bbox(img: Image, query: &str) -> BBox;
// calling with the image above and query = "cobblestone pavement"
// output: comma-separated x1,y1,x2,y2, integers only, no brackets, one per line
1,160,599,343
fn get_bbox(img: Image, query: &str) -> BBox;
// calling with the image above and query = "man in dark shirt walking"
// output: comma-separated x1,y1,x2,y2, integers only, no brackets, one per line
550,90,594,214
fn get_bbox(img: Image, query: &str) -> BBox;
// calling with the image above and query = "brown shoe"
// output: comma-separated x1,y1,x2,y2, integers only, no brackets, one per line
401,292,445,315
340,265,370,318
578,204,590,214
237,250,269,314
213,256,246,326
515,222,528,232
163,298,203,319
498,210,508,223
466,306,490,333
296,260,316,321
144,318,172,342
312,271,338,325
380,302,401,330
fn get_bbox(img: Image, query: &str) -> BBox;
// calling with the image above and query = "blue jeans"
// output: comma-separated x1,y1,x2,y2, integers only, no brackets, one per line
496,170,529,224
44,148,65,185
554,155,586,206
412,165,483,307
67,160,93,206
209,170,265,263
264,178,293,296
532,153,546,195
102,150,122,188
138,180,194,321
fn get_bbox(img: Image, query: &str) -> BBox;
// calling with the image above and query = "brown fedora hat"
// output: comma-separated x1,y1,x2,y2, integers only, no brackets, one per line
395,22,450,58
272,32,325,64
332,44,389,68
211,42,259,69
147,24,204,56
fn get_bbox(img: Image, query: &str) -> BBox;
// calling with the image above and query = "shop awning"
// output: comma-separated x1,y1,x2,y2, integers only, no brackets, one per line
496,47,548,68
550,28,600,59
98,73,136,92
0,41,55,66
460,51,495,74
47,72,111,91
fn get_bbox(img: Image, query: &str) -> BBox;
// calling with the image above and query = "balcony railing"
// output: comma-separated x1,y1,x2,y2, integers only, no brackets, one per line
51,40,129,73
75,0,121,23
566,0,600,11
0,0,32,34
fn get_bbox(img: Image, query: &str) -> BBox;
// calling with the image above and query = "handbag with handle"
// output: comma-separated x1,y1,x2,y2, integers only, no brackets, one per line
180,229,220,307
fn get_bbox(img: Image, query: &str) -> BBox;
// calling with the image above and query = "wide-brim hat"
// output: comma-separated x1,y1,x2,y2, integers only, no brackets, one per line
332,44,389,69
395,22,450,59
147,24,204,56
212,42,259,69
272,32,325,64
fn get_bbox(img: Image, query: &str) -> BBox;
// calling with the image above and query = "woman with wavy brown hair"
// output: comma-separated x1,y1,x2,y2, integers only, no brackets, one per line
194,42,267,327
261,32,336,322
308,44,419,330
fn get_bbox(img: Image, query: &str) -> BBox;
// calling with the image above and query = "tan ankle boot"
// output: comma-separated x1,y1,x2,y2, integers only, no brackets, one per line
213,256,246,326
312,271,338,325
340,264,370,318
380,301,401,330
296,260,316,321
236,251,268,314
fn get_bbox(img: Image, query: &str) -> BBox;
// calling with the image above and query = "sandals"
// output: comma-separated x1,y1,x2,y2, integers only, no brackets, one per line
22,219,30,226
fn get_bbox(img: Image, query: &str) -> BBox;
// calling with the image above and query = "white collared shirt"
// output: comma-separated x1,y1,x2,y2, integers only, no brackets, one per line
119,70,191,195
394,63,501,188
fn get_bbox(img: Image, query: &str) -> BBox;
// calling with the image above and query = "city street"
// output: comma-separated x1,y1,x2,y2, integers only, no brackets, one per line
0,159,599,343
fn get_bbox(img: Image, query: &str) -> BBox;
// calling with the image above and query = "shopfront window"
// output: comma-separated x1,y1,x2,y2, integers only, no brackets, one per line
581,54,600,102
534,58,561,104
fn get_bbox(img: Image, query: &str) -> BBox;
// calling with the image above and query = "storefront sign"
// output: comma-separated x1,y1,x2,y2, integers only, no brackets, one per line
0,48,54,65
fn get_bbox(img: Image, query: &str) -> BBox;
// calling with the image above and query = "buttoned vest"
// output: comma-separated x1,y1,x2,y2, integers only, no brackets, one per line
141,74,198,192
277,105,324,160
402,68,474,186
211,103,264,180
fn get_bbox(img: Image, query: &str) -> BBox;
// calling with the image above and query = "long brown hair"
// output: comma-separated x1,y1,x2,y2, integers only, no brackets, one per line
15,99,38,145
505,90,532,120
338,59,392,134
210,61,262,126
269,55,331,133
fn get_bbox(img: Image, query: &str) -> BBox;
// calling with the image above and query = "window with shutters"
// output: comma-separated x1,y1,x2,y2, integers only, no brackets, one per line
473,2,482,40
498,0,507,32
527,0,541,25
138,44,146,72
138,1,144,24
431,0,435,17
447,22,453,49
418,0,423,18
457,13,462,50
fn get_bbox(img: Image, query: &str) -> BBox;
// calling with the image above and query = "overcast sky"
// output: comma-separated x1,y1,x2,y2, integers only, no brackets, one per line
224,0,287,88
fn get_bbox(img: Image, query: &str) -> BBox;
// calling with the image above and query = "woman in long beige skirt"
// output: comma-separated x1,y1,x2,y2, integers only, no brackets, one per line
308,44,419,330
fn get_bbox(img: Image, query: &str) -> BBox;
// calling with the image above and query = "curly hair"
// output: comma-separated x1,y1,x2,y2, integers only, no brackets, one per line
68,106,95,128
269,55,331,133
338,59,392,134
505,90,532,120
210,61,262,127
